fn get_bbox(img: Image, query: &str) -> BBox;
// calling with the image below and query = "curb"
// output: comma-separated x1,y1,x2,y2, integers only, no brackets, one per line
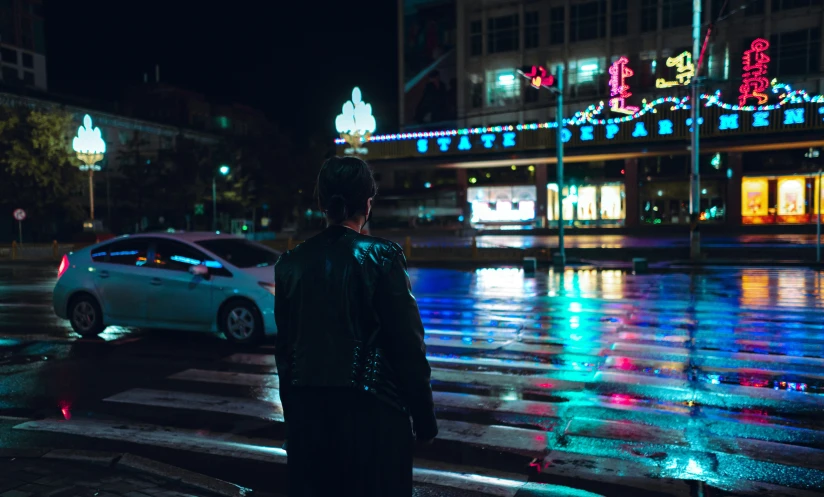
0,448,251,497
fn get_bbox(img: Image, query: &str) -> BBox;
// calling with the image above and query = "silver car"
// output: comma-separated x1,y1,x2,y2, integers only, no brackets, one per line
53,232,279,344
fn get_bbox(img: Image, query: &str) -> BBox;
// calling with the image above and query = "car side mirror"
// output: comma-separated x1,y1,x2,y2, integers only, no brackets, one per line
189,264,210,279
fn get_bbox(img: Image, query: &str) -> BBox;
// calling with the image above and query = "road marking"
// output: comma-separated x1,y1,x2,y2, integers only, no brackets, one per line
223,353,277,367
104,389,283,422
436,419,548,456
168,369,279,389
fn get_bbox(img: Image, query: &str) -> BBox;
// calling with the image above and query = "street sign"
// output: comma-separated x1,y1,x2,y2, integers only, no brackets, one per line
13,209,25,221
194,204,205,215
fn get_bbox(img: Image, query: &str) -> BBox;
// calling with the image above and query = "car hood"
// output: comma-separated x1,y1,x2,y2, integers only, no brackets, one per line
233,264,275,282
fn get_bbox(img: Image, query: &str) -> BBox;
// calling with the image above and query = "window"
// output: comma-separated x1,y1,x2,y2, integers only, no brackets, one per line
194,238,279,268
525,11,539,48
486,69,520,106
21,52,32,68
153,240,223,273
1,47,16,65
570,1,606,42
569,58,601,85
663,0,691,28
470,75,483,108
1,66,17,82
549,7,565,45
33,19,44,54
22,71,33,85
770,28,822,77
640,0,657,32
470,20,482,56
93,239,150,267
745,0,765,15
773,0,822,11
487,14,519,53
612,0,628,36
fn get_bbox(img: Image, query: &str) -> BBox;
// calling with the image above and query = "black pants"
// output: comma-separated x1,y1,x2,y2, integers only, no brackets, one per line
285,388,414,497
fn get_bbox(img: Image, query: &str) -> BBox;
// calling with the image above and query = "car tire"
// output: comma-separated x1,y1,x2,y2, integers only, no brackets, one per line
221,300,264,345
68,294,105,337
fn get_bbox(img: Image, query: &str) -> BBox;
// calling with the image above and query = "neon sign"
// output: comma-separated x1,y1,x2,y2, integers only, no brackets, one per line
520,66,555,89
739,39,770,107
655,51,694,88
608,57,639,114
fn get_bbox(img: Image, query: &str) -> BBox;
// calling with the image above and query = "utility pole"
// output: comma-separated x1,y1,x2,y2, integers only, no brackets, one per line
689,0,702,260
555,64,565,267
212,176,217,232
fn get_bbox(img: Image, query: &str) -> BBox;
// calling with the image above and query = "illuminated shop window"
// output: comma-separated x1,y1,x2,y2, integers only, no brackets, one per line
468,185,536,224
777,176,806,215
600,185,625,220
741,178,769,217
577,186,598,221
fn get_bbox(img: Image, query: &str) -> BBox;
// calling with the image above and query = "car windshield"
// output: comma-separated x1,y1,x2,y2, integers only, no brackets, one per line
195,239,279,268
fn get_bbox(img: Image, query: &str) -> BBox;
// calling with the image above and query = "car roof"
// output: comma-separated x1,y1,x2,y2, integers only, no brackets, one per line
110,231,246,243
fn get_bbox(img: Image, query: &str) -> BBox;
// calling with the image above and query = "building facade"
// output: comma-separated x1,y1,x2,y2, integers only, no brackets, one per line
362,0,824,231
0,0,46,90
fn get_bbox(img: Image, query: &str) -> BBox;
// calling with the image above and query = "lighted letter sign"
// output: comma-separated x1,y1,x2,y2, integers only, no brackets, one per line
739,39,770,107
753,111,770,127
581,126,594,141
605,124,619,139
336,87,377,155
480,134,496,148
631,122,648,137
502,132,516,147
417,139,428,153
458,136,472,150
520,66,555,89
658,119,674,135
783,108,804,125
561,128,572,143
608,57,639,114
719,114,739,130
686,117,704,132
437,137,452,151
655,51,695,88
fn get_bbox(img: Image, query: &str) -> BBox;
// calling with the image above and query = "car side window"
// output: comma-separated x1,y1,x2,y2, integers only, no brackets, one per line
153,240,232,277
92,239,150,266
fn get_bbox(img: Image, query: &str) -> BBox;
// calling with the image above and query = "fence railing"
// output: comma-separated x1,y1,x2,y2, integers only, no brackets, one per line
0,241,80,261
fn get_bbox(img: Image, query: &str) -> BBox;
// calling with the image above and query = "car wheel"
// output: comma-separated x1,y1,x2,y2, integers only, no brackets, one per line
221,300,263,345
69,294,105,337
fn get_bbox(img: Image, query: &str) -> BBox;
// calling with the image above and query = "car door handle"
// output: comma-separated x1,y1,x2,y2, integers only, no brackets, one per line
150,278,162,286
98,270,109,279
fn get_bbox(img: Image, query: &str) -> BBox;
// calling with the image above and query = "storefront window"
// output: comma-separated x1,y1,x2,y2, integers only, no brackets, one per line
600,185,624,220
741,178,769,217
577,186,597,221
741,175,818,225
469,185,536,226
777,176,805,215
548,183,625,227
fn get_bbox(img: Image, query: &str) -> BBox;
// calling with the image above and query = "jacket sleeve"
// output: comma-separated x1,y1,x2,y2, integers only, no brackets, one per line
374,246,438,441
274,255,292,423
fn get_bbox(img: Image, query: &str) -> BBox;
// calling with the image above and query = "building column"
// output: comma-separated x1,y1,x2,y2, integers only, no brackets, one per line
455,168,470,225
726,152,743,227
535,163,548,228
625,158,639,228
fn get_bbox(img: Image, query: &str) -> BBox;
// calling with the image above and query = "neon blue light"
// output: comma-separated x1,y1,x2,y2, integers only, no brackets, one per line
753,111,769,127
658,119,673,135
580,126,594,141
417,139,428,153
458,136,472,150
726,168,733,179
171,255,201,266
686,117,704,132
783,108,804,125
204,260,223,268
820,107,824,120
110,251,138,257
480,134,496,148
502,132,516,147
91,252,105,258
718,114,739,130
632,122,648,137
437,137,452,151
560,128,571,143
605,123,619,139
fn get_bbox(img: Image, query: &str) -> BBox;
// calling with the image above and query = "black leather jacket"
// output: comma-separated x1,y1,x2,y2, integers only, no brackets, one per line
274,225,438,440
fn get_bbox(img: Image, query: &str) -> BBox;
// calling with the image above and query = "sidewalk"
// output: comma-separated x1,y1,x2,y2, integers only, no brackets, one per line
0,449,251,497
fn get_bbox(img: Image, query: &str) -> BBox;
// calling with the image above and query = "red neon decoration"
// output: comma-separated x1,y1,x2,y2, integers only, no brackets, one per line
608,57,639,114
739,38,770,107
521,66,555,89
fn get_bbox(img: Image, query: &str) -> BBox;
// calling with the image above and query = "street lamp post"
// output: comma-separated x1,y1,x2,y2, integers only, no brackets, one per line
213,165,230,231
72,115,106,221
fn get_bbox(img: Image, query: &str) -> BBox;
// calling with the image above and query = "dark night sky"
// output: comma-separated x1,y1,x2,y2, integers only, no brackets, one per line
45,0,399,140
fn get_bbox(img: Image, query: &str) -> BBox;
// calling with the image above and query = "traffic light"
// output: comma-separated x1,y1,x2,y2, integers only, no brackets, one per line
518,65,555,89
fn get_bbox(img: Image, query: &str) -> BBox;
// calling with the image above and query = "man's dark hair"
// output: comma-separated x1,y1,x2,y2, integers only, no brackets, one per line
316,156,378,224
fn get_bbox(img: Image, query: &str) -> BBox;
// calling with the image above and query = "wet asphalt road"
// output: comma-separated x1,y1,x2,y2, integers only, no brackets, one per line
1,261,824,496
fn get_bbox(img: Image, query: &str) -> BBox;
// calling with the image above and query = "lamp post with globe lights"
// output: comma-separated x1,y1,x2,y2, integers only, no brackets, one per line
72,115,106,221
213,165,230,231
336,87,377,156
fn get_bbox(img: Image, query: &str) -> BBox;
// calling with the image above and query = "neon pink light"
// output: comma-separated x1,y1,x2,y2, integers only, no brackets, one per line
523,66,555,89
608,57,639,114
739,38,770,107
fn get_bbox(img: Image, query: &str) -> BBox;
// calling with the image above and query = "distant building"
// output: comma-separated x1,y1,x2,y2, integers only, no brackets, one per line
0,0,46,90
